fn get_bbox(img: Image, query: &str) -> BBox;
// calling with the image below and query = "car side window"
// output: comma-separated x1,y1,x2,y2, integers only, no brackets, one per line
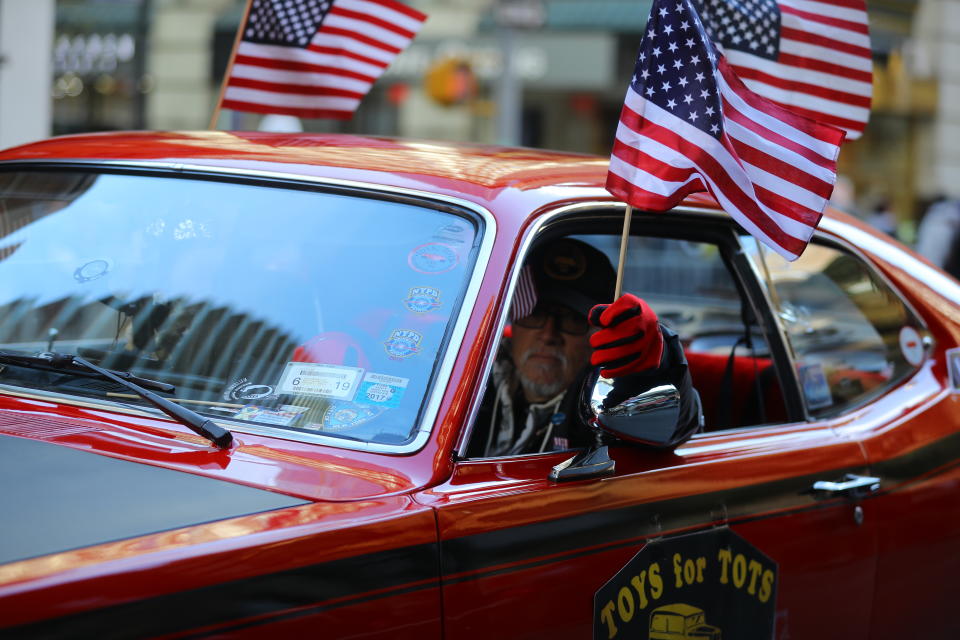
741,238,925,416
584,234,788,431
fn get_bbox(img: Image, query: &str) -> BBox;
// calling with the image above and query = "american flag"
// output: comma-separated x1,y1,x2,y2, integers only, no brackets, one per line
607,0,845,261
693,0,871,138
221,0,426,120
510,265,538,322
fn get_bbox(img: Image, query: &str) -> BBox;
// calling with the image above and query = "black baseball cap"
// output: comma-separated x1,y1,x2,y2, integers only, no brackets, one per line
527,238,616,318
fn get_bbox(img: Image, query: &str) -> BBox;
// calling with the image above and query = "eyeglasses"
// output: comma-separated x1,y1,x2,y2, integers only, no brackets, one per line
513,304,589,335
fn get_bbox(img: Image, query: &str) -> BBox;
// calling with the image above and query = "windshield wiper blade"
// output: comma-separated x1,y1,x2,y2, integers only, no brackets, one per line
0,351,175,393
0,351,233,449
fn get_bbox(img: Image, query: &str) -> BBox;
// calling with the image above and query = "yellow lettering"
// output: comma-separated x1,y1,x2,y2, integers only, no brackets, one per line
630,573,649,610
732,553,747,588
696,556,706,583
617,586,635,622
717,548,732,584
600,601,618,639
672,553,684,588
683,558,696,585
758,569,775,603
747,559,763,595
649,561,664,599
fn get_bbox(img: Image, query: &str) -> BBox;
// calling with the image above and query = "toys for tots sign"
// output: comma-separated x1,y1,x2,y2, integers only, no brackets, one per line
594,528,777,639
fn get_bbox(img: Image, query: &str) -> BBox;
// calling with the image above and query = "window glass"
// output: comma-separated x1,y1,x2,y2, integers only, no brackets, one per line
741,238,923,416
0,171,478,446
583,234,787,430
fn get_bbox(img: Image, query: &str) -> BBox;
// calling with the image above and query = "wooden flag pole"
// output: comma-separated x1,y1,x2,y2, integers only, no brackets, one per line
614,205,633,299
209,0,253,130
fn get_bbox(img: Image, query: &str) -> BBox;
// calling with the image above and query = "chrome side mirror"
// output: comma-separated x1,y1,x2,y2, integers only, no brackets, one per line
589,375,682,447
549,371,686,482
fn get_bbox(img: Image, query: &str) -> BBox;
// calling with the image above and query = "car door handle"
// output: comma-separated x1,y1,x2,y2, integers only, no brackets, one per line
810,474,880,499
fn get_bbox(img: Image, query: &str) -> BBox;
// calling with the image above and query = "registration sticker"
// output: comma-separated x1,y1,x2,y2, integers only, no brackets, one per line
231,405,308,426
798,362,832,409
358,372,409,408
276,362,363,400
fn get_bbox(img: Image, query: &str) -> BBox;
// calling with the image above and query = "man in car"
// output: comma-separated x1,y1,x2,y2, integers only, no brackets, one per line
472,238,701,457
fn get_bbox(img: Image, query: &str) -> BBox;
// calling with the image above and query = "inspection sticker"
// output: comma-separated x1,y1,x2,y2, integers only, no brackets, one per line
358,372,409,408
276,362,364,401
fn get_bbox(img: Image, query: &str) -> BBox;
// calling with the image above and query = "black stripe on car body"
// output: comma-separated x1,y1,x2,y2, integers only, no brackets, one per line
6,428,960,637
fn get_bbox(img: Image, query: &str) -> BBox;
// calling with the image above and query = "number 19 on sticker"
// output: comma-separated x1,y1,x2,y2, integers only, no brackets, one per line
277,363,364,401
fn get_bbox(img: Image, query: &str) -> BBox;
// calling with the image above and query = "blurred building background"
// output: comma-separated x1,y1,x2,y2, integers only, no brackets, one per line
0,0,955,238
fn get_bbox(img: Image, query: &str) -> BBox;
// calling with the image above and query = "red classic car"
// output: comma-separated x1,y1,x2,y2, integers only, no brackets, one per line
0,131,958,639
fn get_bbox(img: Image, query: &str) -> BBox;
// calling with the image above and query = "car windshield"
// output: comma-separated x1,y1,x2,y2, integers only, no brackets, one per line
0,170,478,447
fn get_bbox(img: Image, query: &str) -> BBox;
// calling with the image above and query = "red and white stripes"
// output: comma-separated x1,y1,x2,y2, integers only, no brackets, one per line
222,0,426,120
607,58,843,261
727,0,872,138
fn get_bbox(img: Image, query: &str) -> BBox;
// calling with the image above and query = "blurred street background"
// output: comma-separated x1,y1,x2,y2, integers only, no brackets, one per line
0,0,955,244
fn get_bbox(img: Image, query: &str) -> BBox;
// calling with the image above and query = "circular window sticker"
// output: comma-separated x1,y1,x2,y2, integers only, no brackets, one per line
408,242,459,274
899,326,924,367
74,259,112,283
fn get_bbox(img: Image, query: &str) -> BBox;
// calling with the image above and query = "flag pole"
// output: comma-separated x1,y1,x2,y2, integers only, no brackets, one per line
209,0,253,130
614,205,633,299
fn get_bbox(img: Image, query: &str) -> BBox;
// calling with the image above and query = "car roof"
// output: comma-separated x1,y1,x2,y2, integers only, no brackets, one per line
0,131,723,217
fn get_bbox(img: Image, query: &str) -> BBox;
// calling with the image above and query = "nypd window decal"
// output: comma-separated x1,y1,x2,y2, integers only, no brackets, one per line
594,528,777,639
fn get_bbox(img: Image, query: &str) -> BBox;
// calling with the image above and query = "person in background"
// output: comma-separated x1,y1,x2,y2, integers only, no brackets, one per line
915,195,960,279
471,238,701,457
866,199,898,239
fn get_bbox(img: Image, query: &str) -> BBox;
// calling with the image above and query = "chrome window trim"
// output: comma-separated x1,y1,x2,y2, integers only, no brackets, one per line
0,159,497,455
454,201,725,459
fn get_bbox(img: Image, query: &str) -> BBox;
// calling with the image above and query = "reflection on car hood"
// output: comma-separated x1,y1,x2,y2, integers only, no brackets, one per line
0,434,310,564
0,396,425,505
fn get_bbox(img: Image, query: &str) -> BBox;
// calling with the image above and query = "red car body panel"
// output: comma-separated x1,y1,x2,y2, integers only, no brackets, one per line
0,132,959,638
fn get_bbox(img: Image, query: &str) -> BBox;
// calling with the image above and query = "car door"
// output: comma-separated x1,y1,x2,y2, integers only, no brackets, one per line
422,212,878,640
738,231,957,637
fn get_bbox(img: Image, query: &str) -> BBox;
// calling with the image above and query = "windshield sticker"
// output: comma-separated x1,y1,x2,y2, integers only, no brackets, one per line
948,347,960,392
408,242,459,274
403,286,442,314
358,372,409,408
313,402,384,432
231,404,308,426
384,329,422,360
797,362,832,409
73,259,112,283
276,362,363,400
432,222,471,245
594,528,777,640
223,377,277,402
899,326,924,366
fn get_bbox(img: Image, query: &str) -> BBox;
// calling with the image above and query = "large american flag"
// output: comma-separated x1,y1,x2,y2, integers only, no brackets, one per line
693,0,871,138
607,0,845,261
221,0,426,120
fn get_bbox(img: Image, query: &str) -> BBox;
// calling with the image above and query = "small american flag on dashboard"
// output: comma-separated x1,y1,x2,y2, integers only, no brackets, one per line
693,0,872,139
221,0,426,120
606,0,845,261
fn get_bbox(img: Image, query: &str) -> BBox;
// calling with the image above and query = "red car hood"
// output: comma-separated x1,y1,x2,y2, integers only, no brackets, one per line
0,394,430,504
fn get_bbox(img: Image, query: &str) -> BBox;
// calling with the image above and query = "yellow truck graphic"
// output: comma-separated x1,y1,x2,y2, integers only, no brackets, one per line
649,604,722,640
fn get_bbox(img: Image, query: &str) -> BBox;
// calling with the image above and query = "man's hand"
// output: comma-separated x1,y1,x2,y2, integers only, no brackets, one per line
588,293,664,378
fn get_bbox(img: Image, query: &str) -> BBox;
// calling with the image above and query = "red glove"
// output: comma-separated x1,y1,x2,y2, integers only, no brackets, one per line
588,293,664,378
